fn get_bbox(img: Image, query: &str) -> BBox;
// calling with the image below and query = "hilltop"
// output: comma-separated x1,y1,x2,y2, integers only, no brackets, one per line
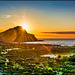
0,26,37,42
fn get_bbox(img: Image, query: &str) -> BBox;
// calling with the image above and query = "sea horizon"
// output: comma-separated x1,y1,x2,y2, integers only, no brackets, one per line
39,38,75,40
13,38,75,46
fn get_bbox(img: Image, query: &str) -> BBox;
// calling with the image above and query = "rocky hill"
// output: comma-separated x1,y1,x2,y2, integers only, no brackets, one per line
0,26,37,42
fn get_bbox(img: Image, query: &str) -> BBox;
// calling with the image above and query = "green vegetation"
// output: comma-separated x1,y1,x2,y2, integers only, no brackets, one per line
0,44,75,75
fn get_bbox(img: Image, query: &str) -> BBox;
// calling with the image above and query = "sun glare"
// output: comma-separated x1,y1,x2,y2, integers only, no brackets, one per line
20,24,28,31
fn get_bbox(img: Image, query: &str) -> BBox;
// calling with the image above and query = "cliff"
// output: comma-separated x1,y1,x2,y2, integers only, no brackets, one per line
0,26,37,42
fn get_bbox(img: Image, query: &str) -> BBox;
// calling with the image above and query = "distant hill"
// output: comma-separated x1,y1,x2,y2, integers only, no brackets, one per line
0,26,37,42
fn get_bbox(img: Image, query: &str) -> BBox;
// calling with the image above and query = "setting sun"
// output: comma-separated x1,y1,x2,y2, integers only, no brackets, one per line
20,24,28,31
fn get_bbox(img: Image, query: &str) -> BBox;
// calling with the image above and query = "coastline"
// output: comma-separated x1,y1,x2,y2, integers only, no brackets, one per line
0,41,75,74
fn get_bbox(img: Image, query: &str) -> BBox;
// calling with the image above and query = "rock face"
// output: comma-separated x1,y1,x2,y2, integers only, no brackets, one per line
0,26,37,42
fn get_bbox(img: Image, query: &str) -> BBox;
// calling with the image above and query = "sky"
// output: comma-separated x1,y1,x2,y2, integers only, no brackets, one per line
0,1,75,39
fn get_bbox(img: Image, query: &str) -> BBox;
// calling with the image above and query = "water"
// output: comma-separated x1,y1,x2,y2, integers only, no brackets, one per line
26,39,75,46
13,39,75,46
41,39,75,46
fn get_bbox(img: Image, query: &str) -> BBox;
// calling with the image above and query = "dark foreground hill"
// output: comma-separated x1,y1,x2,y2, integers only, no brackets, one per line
0,26,37,42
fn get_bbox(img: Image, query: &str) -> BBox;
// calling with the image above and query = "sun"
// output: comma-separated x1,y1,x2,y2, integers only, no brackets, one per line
20,24,28,31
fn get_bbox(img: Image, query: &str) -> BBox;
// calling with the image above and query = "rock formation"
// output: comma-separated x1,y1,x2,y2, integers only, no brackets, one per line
0,26,37,42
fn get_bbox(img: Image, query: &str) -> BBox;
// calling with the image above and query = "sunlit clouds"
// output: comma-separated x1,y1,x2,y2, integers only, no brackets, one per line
3,15,12,18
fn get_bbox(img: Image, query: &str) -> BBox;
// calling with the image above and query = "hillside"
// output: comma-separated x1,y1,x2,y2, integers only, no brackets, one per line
0,26,37,42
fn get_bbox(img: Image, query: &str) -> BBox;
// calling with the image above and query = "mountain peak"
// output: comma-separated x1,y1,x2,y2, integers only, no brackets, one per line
14,26,27,33
0,26,37,42
14,26,23,29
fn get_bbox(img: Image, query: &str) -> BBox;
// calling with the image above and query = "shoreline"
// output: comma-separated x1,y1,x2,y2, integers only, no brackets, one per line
0,41,75,75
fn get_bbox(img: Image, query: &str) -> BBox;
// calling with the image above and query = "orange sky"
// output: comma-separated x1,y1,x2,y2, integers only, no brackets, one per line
0,1,75,39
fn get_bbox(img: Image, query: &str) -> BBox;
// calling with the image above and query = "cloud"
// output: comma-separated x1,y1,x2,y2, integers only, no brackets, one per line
42,31,75,34
37,35,54,36
3,15,12,18
3,14,18,19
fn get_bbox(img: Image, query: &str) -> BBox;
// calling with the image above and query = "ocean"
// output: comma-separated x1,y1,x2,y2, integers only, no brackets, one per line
23,39,75,46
